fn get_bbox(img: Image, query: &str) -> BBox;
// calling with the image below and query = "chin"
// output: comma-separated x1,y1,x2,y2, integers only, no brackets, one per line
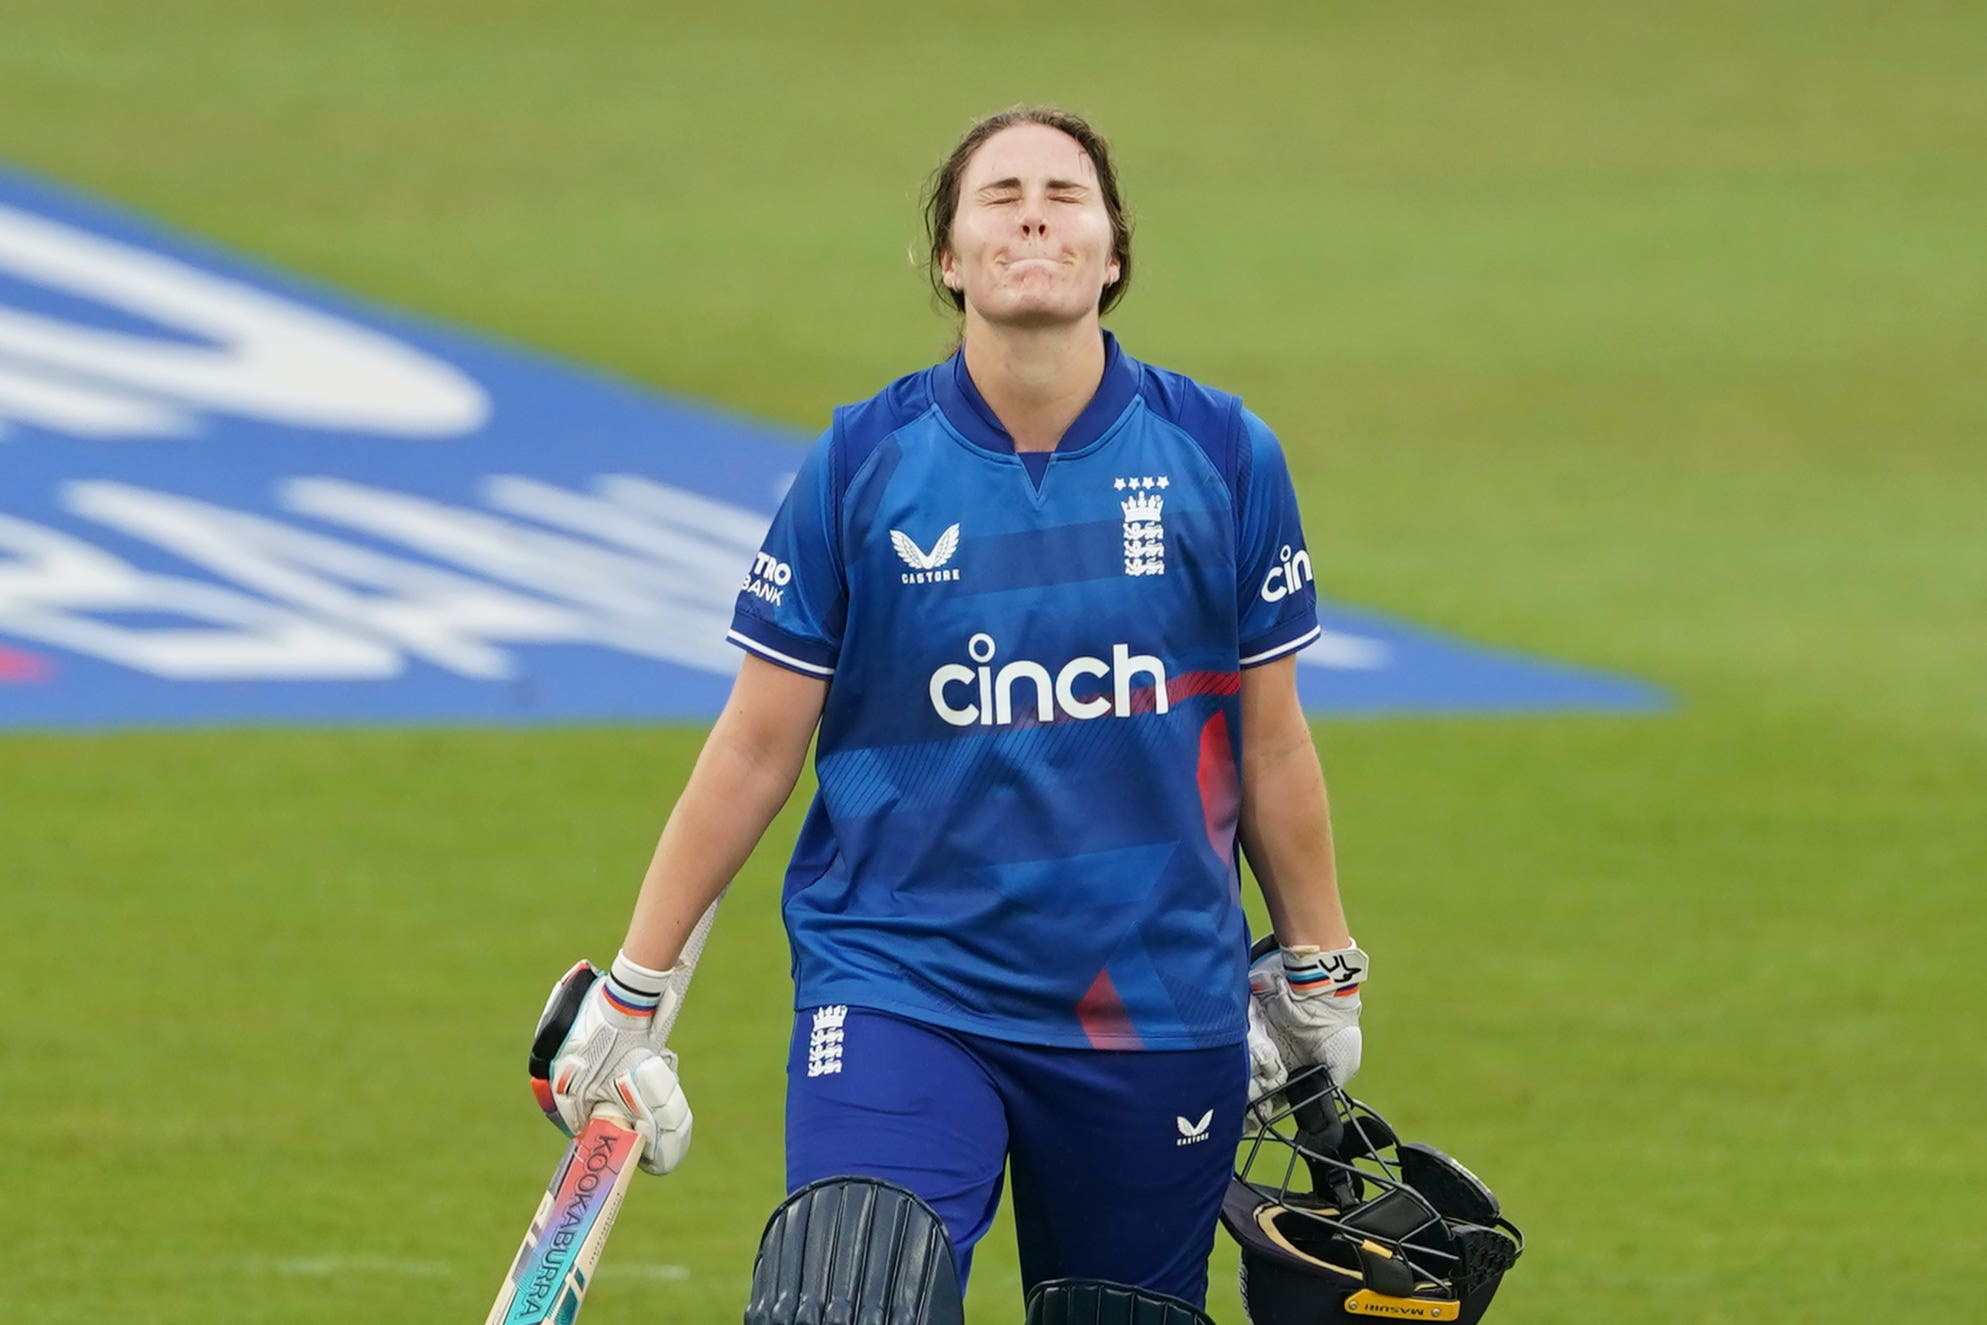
977,291,1101,328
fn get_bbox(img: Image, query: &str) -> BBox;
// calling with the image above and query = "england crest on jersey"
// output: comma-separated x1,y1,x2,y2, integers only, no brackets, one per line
1116,475,1167,577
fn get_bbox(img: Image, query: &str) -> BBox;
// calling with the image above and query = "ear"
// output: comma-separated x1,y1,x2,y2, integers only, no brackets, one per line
1104,258,1121,287
939,251,962,291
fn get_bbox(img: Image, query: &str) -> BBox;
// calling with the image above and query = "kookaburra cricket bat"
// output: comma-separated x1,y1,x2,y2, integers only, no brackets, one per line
485,894,724,1324
484,1111,644,1325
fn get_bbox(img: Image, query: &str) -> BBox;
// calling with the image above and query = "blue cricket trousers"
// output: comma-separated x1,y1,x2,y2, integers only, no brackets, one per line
785,1005,1247,1307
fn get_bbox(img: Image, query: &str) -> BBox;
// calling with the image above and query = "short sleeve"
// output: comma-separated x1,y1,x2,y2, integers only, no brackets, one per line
727,428,846,677
1234,408,1322,667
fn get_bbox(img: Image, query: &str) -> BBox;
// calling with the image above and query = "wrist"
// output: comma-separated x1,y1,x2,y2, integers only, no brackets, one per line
603,949,675,1018
1271,920,1352,950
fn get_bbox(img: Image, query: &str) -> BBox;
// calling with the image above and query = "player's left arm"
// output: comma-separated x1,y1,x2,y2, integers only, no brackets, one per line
1239,653,1369,1094
1237,653,1350,949
1232,406,1368,1090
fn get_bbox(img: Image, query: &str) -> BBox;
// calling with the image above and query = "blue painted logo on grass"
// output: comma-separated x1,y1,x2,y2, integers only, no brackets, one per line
0,167,1659,728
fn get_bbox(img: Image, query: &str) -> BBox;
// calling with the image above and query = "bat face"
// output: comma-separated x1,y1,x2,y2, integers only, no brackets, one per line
486,1115,643,1325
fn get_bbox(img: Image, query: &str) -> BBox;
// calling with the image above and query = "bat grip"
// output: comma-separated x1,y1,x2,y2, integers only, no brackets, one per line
652,888,724,1043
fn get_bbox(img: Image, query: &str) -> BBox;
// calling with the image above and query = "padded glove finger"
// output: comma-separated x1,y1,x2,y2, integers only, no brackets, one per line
612,1052,694,1176
1245,993,1290,1121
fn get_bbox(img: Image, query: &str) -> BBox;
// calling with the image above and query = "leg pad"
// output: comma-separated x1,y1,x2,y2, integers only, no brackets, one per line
1026,1278,1216,1325
744,1176,965,1325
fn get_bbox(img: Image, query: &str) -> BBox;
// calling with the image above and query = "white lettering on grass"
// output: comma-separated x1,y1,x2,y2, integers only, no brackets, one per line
0,202,487,441
66,482,583,680
0,513,394,678
0,475,766,681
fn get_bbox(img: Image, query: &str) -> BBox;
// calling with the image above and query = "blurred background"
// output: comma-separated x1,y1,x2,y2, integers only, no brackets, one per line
4,2,1983,1322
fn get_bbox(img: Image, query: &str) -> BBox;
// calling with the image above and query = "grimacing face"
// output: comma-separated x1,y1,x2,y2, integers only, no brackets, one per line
940,123,1121,328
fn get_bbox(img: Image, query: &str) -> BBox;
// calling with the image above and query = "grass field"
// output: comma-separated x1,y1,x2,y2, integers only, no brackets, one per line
4,3,1985,1322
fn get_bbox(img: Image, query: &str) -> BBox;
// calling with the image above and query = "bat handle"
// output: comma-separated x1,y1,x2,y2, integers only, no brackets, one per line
652,889,725,1043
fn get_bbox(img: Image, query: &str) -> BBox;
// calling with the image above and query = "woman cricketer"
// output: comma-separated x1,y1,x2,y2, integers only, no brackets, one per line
527,105,1368,1312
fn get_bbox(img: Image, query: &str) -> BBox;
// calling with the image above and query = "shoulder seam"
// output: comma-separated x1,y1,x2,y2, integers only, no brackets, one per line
828,392,942,570
826,413,846,567
1138,406,1230,498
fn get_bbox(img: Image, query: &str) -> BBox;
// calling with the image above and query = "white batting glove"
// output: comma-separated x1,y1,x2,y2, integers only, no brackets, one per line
1247,940,1369,1116
529,954,694,1176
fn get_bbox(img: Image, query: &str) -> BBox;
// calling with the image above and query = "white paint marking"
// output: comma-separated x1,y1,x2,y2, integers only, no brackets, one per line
613,1263,692,1281
0,201,489,440
1299,629,1391,670
249,1255,453,1278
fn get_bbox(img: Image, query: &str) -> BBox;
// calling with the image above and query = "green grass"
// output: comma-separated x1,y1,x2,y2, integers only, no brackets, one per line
4,2,1985,1322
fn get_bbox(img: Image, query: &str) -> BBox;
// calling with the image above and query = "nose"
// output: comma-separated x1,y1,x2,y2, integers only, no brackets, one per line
1017,194,1049,239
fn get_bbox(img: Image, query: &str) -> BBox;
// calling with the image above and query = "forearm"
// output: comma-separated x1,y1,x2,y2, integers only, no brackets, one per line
619,671,817,969
1238,732,1352,950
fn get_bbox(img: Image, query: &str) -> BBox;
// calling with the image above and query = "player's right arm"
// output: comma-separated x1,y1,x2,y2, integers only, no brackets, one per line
530,655,825,1173
626,418,846,967
621,654,826,970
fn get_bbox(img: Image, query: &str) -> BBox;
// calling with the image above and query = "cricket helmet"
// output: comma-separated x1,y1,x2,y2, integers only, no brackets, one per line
1221,1066,1524,1324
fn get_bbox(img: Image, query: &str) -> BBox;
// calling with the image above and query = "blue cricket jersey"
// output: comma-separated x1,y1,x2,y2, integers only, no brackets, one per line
728,332,1321,1050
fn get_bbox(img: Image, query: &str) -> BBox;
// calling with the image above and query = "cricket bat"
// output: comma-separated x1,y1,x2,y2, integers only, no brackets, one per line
484,1111,644,1325
485,893,725,1325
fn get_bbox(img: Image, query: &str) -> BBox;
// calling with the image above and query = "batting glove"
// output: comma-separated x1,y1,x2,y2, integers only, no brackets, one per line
1246,939,1369,1115
529,953,694,1176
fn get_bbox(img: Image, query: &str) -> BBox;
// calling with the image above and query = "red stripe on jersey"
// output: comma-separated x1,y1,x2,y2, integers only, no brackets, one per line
1196,709,1240,868
1122,669,1241,714
1075,967,1144,1050
1169,669,1242,702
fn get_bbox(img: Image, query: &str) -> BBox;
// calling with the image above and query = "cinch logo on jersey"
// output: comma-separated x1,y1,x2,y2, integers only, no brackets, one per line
1260,543,1314,603
928,632,1168,728
743,551,792,606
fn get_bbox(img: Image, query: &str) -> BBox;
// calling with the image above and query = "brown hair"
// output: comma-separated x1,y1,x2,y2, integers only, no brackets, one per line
921,106,1134,316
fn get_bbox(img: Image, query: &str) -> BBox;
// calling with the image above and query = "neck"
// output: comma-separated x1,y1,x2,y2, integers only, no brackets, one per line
960,313,1106,453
